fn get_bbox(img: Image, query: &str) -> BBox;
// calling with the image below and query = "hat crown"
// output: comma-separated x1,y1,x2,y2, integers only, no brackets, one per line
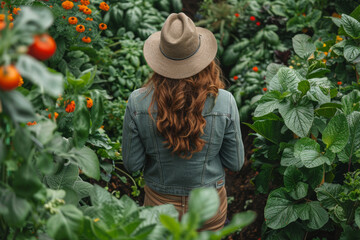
160,13,200,60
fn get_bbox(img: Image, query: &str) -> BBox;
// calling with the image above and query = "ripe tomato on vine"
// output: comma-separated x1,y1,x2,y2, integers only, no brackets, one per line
0,65,21,91
27,34,57,61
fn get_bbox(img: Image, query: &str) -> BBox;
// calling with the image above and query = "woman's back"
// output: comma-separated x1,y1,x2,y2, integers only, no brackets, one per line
123,87,244,196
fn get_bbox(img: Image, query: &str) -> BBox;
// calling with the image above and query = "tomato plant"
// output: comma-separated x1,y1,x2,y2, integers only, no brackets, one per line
27,34,56,61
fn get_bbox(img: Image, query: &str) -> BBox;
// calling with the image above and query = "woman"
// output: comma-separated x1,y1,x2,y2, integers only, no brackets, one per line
122,12,245,231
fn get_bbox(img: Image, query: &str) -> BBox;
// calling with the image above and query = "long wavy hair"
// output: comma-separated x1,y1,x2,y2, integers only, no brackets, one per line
143,60,225,159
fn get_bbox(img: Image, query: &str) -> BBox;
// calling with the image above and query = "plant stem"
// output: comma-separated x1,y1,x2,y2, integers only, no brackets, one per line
114,166,137,187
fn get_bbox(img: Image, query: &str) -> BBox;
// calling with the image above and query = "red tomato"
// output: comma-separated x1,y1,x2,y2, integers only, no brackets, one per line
27,34,57,61
0,65,20,91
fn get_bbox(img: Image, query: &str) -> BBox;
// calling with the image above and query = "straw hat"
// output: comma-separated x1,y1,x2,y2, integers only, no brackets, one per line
143,12,218,79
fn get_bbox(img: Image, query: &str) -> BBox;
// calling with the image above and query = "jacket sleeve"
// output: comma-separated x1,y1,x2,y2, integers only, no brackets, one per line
122,94,146,173
219,93,245,171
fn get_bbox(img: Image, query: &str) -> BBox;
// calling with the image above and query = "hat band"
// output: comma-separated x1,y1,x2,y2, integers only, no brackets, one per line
159,35,201,61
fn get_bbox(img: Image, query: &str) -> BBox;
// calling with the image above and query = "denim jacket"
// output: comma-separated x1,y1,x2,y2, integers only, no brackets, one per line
122,87,245,196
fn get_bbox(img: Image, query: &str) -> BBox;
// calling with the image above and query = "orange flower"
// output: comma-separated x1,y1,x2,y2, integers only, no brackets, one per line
68,16,78,25
76,24,85,32
9,22,13,29
18,76,23,87
99,23,107,30
78,4,86,12
13,7,21,15
62,1,74,10
48,112,59,120
252,66,259,72
50,5,53,8
263,87,267,91
234,13,239,18
0,14,4,21
86,97,93,108
27,121,37,126
99,2,109,11
86,17,93,21
8,14,13,22
83,7,92,15
337,81,342,85
82,36,91,43
233,76,238,80
80,0,90,6
65,101,75,113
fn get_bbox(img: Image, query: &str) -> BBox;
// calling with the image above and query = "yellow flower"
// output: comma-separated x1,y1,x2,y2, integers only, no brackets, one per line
289,66,294,69
324,52,328,56
323,43,326,47
94,218,100,222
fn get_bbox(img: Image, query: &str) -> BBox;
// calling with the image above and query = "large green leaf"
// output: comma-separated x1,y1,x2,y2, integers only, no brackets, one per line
0,91,36,123
68,146,100,180
302,166,324,189
278,101,314,138
264,188,298,229
187,188,220,227
266,63,283,82
292,34,316,59
0,188,31,227
277,67,301,92
315,183,342,209
341,14,360,39
298,80,310,96
322,113,350,153
16,55,63,97
14,7,53,34
341,90,360,115
47,205,84,240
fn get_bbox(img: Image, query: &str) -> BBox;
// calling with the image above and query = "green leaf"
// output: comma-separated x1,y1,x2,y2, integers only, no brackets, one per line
14,7,53,33
284,166,303,191
0,188,31,227
90,90,105,132
47,205,84,240
315,103,342,118
277,67,302,92
341,90,360,115
266,63,283,82
73,180,93,199
315,183,342,209
68,146,100,180
214,211,256,238
289,182,308,200
294,138,327,168
0,139,5,164
0,91,36,123
294,201,329,229
255,164,273,194
30,120,57,145
254,91,282,117
16,55,63,97
298,80,310,96
302,166,324,189
322,113,350,153
341,14,360,39
73,96,90,148
281,148,303,168
355,207,360,229
264,188,298,229
159,215,181,235
344,43,360,62
188,188,220,226
13,127,33,159
12,163,43,198
278,101,314,138
45,164,79,189
292,34,316,59
244,120,282,144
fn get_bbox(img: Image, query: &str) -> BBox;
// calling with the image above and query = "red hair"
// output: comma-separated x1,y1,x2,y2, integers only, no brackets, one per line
144,60,225,159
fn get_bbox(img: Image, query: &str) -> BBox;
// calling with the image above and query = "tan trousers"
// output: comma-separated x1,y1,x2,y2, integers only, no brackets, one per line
144,185,227,231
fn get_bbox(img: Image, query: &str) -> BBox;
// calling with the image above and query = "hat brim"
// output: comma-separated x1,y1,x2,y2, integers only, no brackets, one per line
143,27,217,79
